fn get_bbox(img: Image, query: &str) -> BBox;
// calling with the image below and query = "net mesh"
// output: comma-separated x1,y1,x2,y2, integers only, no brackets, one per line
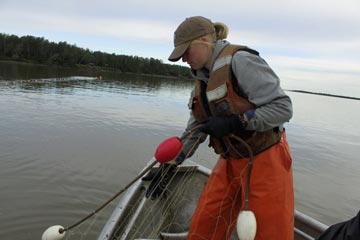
111,165,204,239
61,135,244,240
107,159,242,240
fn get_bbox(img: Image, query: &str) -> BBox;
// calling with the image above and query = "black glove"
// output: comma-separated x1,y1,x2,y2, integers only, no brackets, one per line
142,163,176,200
199,115,247,138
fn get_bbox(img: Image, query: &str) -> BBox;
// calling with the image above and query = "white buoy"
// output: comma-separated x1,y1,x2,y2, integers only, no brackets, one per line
41,225,65,240
236,210,257,240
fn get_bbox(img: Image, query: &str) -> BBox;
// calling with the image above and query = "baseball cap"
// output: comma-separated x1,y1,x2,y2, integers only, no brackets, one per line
168,16,215,62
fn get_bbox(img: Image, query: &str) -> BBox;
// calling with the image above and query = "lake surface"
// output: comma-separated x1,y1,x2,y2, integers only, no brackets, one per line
0,61,359,239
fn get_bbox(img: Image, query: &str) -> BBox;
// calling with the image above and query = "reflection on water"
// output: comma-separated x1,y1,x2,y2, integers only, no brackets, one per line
0,60,102,80
0,61,359,240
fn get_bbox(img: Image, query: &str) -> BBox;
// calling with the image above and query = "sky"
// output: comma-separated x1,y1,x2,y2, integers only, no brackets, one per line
0,0,359,96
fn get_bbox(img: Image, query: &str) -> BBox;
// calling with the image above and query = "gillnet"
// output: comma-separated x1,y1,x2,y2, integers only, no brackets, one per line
110,165,204,239
101,159,242,240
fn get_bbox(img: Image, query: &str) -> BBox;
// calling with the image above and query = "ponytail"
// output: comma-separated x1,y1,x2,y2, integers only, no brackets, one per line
214,22,229,40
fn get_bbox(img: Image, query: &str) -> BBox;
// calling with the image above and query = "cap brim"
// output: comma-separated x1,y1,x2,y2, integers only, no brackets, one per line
168,42,190,62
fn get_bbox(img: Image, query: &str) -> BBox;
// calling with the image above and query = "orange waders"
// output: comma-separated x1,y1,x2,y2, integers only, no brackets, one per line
187,132,294,240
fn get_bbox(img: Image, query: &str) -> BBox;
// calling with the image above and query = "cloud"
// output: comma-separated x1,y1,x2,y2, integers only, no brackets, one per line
2,0,358,57
0,9,173,43
268,55,360,96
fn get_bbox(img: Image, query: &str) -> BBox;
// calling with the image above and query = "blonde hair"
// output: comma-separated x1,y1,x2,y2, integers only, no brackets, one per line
213,22,229,40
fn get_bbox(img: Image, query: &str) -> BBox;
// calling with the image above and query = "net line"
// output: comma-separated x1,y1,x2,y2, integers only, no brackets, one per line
58,137,249,239
111,163,200,239
111,135,204,239
109,138,248,240
63,208,100,240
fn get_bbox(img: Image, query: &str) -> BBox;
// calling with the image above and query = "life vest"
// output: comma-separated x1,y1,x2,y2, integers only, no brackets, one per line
190,44,282,158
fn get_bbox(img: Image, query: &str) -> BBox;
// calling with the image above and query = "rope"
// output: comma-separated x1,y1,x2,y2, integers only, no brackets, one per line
229,134,253,210
58,125,203,235
59,160,157,234
58,124,254,235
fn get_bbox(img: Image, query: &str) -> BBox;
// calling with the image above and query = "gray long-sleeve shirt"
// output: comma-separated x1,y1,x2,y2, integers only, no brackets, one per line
180,40,292,159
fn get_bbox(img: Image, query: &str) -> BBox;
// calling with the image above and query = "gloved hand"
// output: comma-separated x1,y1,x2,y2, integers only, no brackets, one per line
142,163,177,200
199,114,247,138
174,151,186,165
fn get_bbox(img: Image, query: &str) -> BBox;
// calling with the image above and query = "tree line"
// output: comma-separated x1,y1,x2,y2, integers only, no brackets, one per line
0,33,191,78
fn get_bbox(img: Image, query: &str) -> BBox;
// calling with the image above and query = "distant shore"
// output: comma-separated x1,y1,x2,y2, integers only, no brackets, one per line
1,60,358,100
0,32,192,78
285,89,360,101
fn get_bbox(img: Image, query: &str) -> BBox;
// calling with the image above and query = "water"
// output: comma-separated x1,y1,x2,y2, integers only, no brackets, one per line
0,61,359,239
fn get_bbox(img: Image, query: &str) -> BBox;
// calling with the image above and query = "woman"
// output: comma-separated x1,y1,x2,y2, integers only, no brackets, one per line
145,16,294,240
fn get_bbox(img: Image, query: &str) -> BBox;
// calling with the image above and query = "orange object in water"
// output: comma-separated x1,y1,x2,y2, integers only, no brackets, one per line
187,132,294,240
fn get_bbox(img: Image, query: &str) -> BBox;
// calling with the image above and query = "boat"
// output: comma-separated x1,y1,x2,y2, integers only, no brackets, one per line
98,161,329,240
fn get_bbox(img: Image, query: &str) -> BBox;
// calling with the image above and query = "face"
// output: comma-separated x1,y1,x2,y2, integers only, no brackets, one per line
181,39,212,70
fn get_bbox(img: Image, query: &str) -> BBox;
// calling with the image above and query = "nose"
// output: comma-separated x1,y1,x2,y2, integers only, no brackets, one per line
181,48,189,62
